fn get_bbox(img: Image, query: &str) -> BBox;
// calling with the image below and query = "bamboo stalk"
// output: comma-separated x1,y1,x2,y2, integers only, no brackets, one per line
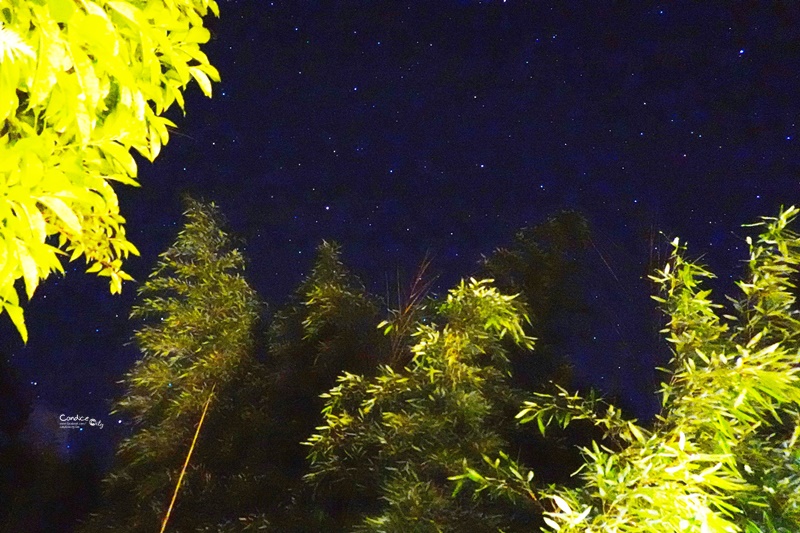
159,385,216,533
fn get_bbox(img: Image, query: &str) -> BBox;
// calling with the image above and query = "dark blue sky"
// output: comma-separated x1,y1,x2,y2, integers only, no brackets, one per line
3,1,797,458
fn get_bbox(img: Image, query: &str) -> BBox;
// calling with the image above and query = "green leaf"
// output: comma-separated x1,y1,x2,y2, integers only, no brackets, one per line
536,414,546,436
189,66,213,97
551,495,572,514
107,1,140,24
465,469,485,483
36,196,82,234
102,141,138,177
4,303,27,343
542,516,561,531
19,246,39,300
186,26,211,44
48,0,76,23
197,62,221,82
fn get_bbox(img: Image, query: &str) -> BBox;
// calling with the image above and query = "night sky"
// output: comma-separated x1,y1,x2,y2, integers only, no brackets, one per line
3,1,798,461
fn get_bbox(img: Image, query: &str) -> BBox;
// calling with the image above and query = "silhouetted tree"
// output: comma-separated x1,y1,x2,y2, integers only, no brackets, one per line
259,241,388,529
481,210,592,391
480,211,610,487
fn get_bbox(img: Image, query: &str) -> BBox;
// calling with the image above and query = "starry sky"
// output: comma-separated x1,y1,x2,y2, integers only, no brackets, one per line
3,1,798,460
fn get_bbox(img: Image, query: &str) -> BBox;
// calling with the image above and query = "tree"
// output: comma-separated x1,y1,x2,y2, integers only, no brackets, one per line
454,206,800,532
82,199,262,532
305,278,541,531
481,210,591,389
480,210,612,488
268,240,387,386
0,0,220,341
257,240,388,529
207,228,600,530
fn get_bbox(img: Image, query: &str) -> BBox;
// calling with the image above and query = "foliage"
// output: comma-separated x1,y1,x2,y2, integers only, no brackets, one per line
270,240,386,376
195,513,273,532
476,211,615,488
378,254,438,368
454,206,800,532
0,0,220,341
482,211,590,316
259,240,388,528
480,210,592,394
305,278,540,531
82,199,262,532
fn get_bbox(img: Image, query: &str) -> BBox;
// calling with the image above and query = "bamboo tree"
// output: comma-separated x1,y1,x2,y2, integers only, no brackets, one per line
82,199,262,532
480,210,592,392
247,241,388,529
305,277,540,531
453,206,800,532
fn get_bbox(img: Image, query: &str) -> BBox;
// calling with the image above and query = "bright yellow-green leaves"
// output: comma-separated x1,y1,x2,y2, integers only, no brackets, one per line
452,206,800,532
0,0,220,341
305,278,536,530
439,277,535,349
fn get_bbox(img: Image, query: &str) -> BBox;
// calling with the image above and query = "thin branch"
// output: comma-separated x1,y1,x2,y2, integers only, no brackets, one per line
159,384,216,533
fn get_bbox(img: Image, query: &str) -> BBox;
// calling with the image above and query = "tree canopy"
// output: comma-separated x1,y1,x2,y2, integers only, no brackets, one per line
304,278,539,531
0,0,219,341
454,206,800,533
76,204,800,531
83,198,261,532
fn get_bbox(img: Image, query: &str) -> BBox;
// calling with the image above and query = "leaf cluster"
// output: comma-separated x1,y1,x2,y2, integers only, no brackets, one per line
0,0,219,341
82,199,264,532
455,206,800,532
304,278,538,531
481,210,593,392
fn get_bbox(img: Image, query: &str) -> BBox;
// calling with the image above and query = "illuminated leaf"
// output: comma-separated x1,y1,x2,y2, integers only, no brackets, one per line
48,0,76,24
19,246,39,300
189,66,212,97
36,196,82,234
4,303,27,343
102,141,138,177
0,0,220,340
